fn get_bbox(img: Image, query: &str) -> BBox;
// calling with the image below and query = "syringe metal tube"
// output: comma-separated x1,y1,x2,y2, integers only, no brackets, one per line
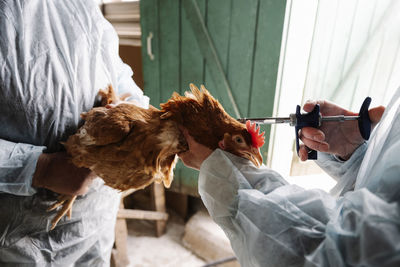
237,115,295,125
238,115,360,126
321,115,359,122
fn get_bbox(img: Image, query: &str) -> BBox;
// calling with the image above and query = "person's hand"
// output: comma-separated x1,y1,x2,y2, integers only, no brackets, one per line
298,100,385,161
178,127,213,170
32,151,96,195
105,96,140,108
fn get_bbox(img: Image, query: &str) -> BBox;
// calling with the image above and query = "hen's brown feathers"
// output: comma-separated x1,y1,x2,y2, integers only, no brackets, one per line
52,84,262,228
78,104,157,146
52,84,262,230
66,84,257,192
160,84,251,150
65,99,178,191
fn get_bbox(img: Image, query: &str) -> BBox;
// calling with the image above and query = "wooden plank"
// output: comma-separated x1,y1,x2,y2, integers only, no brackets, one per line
249,0,286,117
105,14,140,22
180,0,205,93
117,209,168,221
183,0,241,118
113,201,130,267
249,0,287,160
121,188,137,198
151,183,167,236
228,0,259,116
119,39,141,47
204,0,238,117
140,0,160,105
159,0,180,102
205,0,231,73
104,1,140,15
112,22,141,37
177,0,206,197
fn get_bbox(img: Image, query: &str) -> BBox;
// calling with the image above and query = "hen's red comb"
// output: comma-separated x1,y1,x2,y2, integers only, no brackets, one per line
246,120,265,148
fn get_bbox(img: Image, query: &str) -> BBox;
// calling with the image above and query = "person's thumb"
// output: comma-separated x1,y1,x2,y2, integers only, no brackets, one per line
369,106,385,124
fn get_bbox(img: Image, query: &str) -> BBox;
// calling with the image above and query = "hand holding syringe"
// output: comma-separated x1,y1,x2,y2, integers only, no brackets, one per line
239,97,385,160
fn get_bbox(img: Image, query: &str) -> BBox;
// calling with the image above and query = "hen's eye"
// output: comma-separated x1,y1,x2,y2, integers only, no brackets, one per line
235,137,243,143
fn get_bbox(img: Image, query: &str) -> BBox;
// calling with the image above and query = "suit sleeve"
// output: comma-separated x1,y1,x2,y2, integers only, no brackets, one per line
316,142,368,196
0,139,46,196
115,58,150,109
198,149,400,267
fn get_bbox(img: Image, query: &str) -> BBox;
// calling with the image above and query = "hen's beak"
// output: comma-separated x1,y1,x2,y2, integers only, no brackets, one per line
241,147,263,167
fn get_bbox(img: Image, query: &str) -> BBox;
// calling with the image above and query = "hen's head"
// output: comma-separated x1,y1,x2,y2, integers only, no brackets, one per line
218,122,264,167
160,84,265,167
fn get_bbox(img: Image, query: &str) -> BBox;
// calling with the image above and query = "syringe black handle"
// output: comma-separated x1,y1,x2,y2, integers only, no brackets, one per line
295,104,320,160
295,97,372,160
358,97,372,140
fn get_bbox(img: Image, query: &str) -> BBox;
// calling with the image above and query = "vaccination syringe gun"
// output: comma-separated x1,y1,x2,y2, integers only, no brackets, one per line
238,97,372,160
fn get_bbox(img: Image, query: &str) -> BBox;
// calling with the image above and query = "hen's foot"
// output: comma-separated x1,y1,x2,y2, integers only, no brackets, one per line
47,195,77,230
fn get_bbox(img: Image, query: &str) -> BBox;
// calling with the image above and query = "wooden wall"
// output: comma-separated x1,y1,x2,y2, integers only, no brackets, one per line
140,0,287,195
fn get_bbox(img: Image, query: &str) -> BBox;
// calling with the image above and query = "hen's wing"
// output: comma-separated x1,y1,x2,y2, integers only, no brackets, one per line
78,104,155,146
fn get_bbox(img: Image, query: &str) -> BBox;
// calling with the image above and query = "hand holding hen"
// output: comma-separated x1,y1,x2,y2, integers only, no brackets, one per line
48,84,265,229
178,127,212,170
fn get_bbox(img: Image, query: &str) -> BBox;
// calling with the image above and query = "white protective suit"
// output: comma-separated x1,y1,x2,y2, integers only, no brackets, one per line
199,88,400,267
0,0,149,266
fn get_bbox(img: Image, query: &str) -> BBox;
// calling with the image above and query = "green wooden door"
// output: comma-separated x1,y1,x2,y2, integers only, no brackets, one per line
140,0,287,196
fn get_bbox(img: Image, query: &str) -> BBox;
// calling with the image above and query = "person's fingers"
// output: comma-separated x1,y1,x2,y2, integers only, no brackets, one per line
303,100,318,112
177,125,212,170
177,127,196,167
178,150,200,170
303,100,332,113
369,106,385,123
177,149,190,160
300,135,329,152
299,129,329,159
119,93,131,101
179,126,198,150
300,127,325,141
180,127,190,140
105,103,116,109
303,99,355,116
177,151,188,165
299,145,309,161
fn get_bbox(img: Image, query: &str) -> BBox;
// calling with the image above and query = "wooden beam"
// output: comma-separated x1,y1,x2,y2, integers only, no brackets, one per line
121,188,137,198
113,201,130,267
117,208,168,221
105,14,140,22
152,183,167,236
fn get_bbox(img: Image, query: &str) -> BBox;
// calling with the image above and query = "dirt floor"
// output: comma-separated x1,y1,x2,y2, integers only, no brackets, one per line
125,211,206,267
123,188,239,267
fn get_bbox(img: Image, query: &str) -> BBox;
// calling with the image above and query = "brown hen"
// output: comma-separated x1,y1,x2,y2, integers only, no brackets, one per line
48,84,264,229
